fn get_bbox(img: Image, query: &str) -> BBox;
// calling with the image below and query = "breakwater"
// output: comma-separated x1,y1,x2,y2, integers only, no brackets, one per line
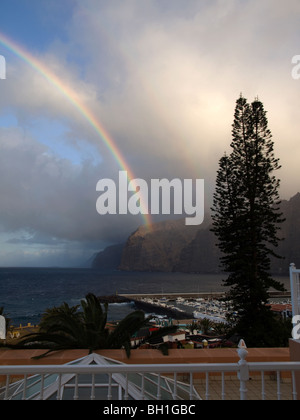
119,291,291,300
97,294,192,320
131,298,191,320
120,292,225,300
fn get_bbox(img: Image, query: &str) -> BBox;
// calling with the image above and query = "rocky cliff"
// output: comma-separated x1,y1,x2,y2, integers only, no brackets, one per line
91,243,125,269
92,193,300,274
271,192,300,273
119,218,203,271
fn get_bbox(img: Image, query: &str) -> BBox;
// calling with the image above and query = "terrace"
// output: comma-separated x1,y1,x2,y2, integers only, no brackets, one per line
1,342,300,400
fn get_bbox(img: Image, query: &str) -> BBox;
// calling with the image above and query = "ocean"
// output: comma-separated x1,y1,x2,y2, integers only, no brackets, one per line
0,267,290,326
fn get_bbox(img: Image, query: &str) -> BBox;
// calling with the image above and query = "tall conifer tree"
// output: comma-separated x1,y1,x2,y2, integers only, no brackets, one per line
211,96,285,346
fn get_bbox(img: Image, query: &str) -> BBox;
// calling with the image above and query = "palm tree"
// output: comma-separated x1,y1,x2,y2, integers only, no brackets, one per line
211,322,230,336
186,320,199,334
17,293,177,358
198,318,213,335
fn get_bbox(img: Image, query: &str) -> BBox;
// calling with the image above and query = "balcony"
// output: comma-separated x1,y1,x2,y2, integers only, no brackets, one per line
1,341,300,400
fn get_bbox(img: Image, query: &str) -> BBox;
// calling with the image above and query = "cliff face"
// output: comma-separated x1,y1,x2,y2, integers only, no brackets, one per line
91,243,125,269
92,193,300,274
271,192,300,273
174,227,221,273
119,219,202,271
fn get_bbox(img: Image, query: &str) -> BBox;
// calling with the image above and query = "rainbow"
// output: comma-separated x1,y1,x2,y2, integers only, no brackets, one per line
0,32,151,229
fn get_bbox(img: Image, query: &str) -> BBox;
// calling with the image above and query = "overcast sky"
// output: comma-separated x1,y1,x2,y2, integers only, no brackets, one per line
0,0,299,266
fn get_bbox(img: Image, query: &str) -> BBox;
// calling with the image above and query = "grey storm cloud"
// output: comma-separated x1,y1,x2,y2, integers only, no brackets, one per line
0,127,140,243
0,0,300,265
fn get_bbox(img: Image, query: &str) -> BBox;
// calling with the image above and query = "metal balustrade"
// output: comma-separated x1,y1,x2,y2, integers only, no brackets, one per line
1,348,300,400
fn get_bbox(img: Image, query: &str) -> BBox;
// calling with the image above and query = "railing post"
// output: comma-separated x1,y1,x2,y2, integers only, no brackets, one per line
237,339,249,400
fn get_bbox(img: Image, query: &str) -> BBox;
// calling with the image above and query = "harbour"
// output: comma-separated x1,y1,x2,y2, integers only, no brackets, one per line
117,290,292,323
118,293,229,322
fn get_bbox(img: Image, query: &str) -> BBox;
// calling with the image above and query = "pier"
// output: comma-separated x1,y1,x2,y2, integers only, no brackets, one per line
119,292,225,300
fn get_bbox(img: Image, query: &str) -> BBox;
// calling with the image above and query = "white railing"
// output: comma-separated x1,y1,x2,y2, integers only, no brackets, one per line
1,345,300,401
